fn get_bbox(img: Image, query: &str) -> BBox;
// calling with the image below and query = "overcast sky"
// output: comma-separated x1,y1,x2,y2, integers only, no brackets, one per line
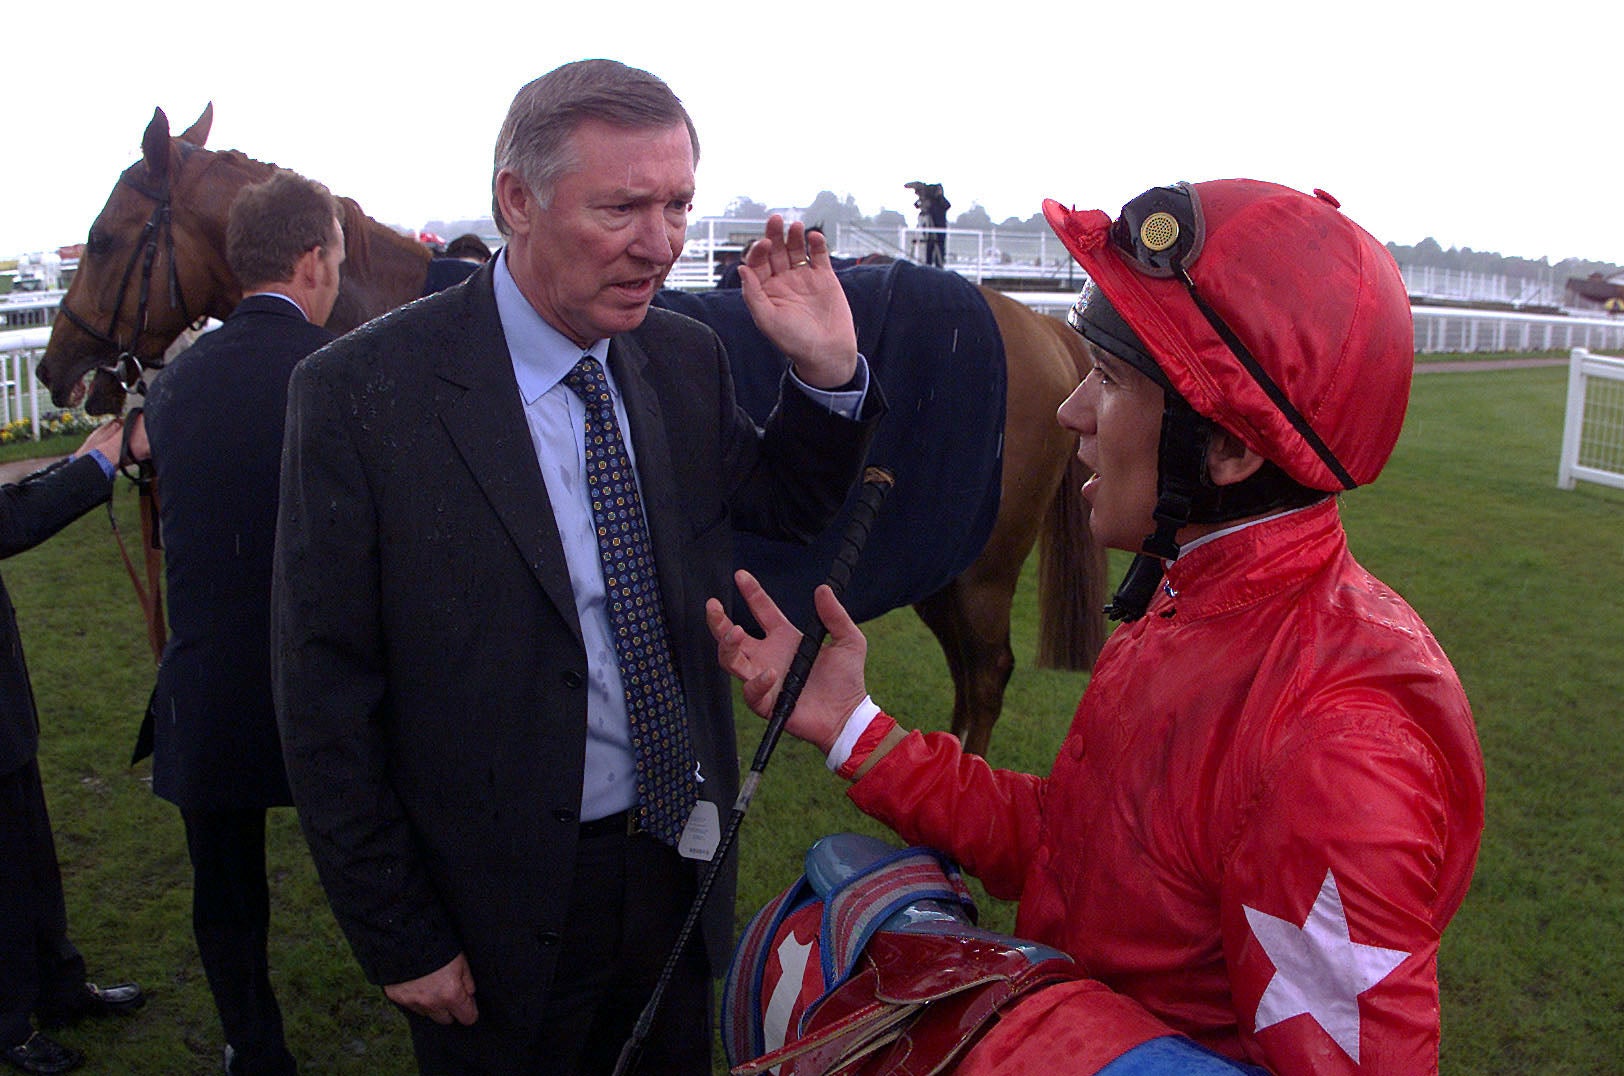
8,0,1619,266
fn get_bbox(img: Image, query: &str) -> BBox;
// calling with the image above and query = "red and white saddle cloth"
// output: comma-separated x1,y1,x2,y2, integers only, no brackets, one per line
724,835,1269,1076
723,834,1080,1076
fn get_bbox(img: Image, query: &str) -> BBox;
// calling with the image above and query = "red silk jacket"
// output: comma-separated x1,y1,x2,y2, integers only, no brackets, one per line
848,500,1486,1074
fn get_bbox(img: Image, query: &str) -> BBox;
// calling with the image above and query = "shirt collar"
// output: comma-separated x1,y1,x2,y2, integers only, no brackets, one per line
247,291,309,321
1175,499,1327,558
494,249,611,406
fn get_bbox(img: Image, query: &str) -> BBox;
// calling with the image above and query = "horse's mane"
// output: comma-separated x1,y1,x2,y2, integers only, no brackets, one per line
196,151,385,277
337,196,374,275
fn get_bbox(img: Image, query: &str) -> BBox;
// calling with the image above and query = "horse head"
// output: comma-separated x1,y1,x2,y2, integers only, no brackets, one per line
38,104,254,413
39,105,431,414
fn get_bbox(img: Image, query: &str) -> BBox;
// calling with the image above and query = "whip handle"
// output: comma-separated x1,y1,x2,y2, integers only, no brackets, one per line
751,466,894,772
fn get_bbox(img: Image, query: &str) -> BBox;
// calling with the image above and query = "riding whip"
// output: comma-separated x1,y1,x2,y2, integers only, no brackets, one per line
612,465,895,1076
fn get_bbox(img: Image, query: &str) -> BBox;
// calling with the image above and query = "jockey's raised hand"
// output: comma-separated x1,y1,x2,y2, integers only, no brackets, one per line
706,570,870,754
737,215,859,390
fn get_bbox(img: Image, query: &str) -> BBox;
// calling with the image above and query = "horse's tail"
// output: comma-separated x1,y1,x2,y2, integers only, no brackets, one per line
1035,453,1107,671
1036,329,1107,672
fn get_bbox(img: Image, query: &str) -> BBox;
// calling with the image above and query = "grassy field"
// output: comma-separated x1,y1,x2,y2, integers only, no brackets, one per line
5,363,1622,1073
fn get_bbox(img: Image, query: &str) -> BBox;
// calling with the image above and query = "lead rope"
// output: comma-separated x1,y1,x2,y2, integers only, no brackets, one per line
105,408,166,663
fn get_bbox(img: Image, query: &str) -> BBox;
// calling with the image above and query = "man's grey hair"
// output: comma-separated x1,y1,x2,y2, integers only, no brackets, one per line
490,58,700,236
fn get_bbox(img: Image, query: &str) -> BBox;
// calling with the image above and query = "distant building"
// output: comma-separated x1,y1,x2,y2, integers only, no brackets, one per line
1565,272,1624,315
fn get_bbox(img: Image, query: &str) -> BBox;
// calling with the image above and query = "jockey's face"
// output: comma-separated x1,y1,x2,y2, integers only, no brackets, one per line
499,119,694,348
1057,345,1164,553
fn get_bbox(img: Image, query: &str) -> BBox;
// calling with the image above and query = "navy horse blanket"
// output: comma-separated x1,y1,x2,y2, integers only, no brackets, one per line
654,260,1006,626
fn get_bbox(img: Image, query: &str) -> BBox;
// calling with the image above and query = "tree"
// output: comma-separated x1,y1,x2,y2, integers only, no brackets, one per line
802,190,864,228
725,196,769,219
952,203,994,231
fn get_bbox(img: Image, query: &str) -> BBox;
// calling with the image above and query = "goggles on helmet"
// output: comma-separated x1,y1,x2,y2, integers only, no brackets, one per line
1108,182,1206,278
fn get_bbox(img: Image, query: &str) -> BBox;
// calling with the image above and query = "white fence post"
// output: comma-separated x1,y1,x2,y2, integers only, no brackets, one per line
1,328,54,439
1557,347,1624,492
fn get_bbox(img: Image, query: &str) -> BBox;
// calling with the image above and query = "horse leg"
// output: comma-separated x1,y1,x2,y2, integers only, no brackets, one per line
911,582,976,744
912,557,1020,758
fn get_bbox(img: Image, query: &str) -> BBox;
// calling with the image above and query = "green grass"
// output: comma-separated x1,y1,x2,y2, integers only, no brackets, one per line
7,364,1623,1073
1411,349,1569,364
0,437,74,465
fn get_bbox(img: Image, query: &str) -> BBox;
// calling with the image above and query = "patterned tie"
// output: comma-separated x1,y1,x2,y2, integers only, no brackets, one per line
563,354,699,846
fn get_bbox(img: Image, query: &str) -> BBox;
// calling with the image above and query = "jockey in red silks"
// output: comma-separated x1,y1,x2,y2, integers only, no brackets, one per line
708,179,1486,1075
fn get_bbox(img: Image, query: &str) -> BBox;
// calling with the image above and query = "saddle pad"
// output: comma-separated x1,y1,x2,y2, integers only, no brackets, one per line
654,260,1006,625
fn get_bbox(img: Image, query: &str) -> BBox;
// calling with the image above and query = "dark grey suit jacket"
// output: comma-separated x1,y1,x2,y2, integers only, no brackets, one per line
271,262,880,1025
145,294,335,809
2,454,112,777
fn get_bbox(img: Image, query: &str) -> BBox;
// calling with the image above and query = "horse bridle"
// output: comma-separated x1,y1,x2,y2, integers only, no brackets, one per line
56,145,203,396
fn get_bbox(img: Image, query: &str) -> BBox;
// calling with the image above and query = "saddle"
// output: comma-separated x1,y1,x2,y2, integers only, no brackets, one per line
723,834,1081,1076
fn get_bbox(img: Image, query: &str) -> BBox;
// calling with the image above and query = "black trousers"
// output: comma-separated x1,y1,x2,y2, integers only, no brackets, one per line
406,829,712,1076
181,807,297,1076
0,760,87,1048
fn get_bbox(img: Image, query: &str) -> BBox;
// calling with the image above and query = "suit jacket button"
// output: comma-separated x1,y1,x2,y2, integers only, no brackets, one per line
553,808,577,824
537,931,561,947
562,670,584,688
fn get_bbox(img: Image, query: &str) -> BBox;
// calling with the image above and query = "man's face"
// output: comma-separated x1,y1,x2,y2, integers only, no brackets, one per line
502,119,694,347
308,216,346,326
1057,345,1166,553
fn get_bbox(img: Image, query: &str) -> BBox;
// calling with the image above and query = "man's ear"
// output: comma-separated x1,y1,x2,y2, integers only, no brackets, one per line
494,170,535,237
292,244,324,290
1206,427,1268,487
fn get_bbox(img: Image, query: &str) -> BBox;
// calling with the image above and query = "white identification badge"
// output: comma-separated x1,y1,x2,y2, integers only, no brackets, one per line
677,801,721,861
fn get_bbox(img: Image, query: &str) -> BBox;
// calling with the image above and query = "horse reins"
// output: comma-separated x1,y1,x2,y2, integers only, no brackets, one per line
56,145,202,396
102,409,166,664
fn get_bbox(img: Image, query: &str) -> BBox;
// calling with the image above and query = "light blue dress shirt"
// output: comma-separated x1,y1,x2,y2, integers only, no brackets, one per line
493,251,867,821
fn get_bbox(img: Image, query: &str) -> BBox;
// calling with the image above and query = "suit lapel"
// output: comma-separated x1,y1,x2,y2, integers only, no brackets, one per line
435,274,582,645
609,333,688,636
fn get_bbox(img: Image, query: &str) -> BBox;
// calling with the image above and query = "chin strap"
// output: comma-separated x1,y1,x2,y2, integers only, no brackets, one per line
1104,552,1167,623
1105,397,1209,622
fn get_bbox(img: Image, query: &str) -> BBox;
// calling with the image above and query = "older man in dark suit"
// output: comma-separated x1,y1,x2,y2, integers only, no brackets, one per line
3,419,146,1076
143,168,345,1076
272,59,883,1075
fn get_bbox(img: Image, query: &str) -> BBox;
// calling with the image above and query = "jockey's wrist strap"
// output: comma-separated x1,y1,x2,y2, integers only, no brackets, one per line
831,702,904,780
848,724,906,781
827,697,882,773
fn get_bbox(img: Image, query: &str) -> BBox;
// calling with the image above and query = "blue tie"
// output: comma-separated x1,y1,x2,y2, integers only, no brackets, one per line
563,354,699,846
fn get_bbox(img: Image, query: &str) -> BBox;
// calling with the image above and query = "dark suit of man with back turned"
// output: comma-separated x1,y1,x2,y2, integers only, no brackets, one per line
143,169,346,1076
2,419,147,1076
272,59,883,1075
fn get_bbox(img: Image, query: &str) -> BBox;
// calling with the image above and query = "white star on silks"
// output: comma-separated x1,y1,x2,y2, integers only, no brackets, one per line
1244,869,1410,1064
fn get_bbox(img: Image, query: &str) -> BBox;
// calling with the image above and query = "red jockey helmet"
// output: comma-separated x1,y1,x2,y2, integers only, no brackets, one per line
1043,179,1413,492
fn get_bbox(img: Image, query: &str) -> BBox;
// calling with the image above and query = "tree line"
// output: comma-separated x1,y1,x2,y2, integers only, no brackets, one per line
723,191,1623,282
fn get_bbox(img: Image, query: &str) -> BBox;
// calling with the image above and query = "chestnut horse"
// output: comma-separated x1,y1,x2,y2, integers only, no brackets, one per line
40,105,431,414
38,105,1105,756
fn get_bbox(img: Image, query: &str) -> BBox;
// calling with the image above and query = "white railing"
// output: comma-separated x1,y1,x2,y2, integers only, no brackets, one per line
0,290,64,330
1,328,51,438
670,218,1080,290
1004,299,1624,357
1399,265,1560,309
1412,305,1624,354
1558,347,1624,492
